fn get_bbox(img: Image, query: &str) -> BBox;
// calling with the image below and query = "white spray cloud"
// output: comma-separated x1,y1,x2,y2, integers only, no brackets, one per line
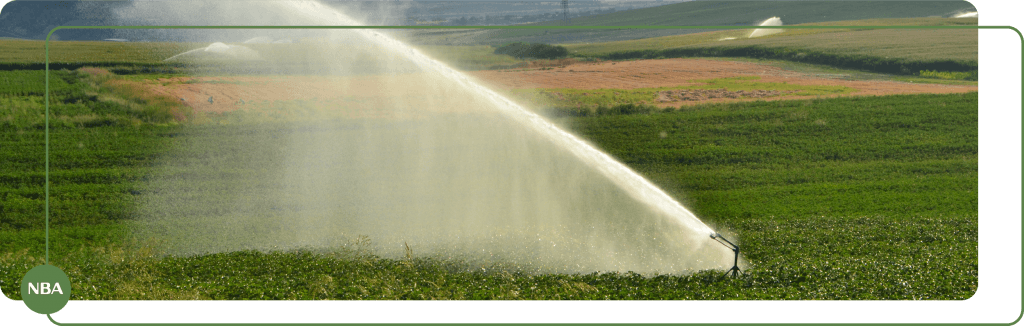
130,0,736,274
749,16,783,38
164,42,261,62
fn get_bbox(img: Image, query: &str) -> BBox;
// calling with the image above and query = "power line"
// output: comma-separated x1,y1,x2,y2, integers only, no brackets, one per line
562,0,569,25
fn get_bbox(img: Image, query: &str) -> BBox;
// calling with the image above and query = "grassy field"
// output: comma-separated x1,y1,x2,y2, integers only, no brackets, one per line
407,1,975,45
408,17,979,78
677,29,976,63
0,65,977,299
0,39,192,67
0,39,527,72
563,18,977,59
560,19,977,77
508,76,855,113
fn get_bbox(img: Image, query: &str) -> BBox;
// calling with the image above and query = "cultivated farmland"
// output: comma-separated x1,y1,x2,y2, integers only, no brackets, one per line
0,3,979,301
0,67,977,300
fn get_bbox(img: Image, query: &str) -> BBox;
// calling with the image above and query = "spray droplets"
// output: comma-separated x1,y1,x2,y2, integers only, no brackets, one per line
130,0,735,274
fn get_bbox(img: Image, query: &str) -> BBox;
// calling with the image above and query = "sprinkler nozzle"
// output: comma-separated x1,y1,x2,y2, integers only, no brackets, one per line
710,233,741,277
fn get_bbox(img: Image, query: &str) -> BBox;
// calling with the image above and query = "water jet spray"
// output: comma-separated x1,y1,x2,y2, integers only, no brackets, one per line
128,0,739,274
710,233,740,277
749,16,783,38
953,11,977,18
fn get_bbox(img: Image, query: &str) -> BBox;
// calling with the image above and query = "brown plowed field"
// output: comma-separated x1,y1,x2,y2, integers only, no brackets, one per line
146,58,977,114
470,58,977,107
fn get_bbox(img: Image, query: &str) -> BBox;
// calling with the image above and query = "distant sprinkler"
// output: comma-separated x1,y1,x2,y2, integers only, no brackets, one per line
710,233,740,277
749,16,783,38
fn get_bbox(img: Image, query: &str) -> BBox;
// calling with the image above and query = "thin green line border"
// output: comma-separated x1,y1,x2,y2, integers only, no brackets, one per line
38,24,1019,325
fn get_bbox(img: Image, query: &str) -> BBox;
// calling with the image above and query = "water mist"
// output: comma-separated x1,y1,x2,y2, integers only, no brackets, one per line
125,0,737,274
953,12,978,18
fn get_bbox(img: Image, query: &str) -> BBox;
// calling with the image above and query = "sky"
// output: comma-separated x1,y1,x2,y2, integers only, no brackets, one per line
339,0,692,19
0,0,692,39
0,0,703,41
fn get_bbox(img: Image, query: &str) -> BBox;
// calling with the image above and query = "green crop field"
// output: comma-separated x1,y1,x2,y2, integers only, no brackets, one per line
506,76,856,114
0,65,977,299
0,7,980,299
405,17,981,78
563,18,977,60
667,28,975,64
408,1,975,46
0,39,191,67
558,18,977,77
0,39,526,73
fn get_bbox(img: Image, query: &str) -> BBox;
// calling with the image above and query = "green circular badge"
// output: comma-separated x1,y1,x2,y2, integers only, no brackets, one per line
21,264,70,314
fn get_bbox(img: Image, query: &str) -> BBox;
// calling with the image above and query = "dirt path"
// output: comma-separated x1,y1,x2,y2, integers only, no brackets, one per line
144,58,977,114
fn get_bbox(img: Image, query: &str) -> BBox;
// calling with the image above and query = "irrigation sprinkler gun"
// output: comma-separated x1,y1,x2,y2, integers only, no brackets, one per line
710,233,740,277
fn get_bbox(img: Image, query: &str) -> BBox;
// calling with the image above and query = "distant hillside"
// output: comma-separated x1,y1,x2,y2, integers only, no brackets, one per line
565,17,978,57
0,1,126,40
555,17,977,76
406,0,977,45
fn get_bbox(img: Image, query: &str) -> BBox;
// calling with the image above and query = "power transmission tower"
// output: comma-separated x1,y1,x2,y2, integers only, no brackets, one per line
562,0,569,25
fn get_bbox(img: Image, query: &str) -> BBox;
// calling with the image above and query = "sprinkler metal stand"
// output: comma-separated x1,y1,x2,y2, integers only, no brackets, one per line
710,233,740,277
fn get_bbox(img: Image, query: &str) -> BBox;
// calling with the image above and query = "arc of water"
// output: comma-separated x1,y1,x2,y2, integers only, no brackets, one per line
749,16,783,38
275,1,719,237
164,47,205,62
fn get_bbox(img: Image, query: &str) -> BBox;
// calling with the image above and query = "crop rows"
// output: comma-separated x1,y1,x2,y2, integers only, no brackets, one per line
0,70,78,97
564,19,976,57
0,40,192,65
513,76,854,114
569,28,977,76
0,69,189,131
0,81,976,299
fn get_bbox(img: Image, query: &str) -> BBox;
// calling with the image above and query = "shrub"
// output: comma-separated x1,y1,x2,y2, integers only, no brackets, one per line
919,70,977,81
547,103,659,117
494,42,569,59
611,103,657,115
